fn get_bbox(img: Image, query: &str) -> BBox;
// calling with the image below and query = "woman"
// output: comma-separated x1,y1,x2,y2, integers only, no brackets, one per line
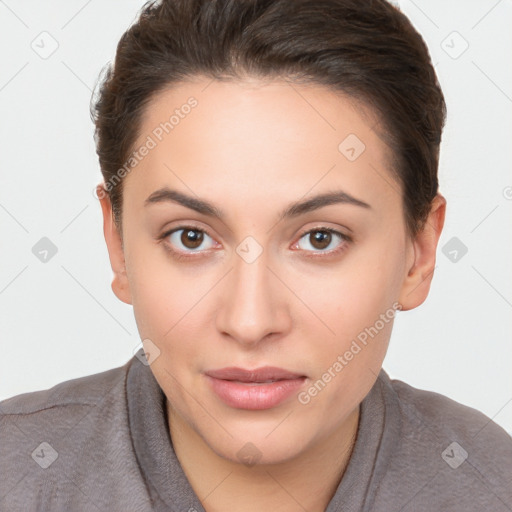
1,0,511,510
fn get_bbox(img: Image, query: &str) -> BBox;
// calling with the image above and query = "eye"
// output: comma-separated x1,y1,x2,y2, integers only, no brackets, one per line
163,226,217,253
294,227,350,255
158,224,351,261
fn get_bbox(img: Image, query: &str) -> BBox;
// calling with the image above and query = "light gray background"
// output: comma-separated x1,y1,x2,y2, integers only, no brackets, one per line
1,1,511,435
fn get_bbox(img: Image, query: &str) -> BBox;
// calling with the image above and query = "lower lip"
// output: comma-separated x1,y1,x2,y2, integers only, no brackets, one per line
205,375,306,410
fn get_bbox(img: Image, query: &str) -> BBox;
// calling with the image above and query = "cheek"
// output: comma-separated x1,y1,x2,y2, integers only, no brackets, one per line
125,238,200,335
307,246,403,329
131,275,205,348
127,255,215,374
299,235,405,367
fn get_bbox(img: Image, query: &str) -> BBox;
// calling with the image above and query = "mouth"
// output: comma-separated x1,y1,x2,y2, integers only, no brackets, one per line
204,366,307,410
205,366,305,382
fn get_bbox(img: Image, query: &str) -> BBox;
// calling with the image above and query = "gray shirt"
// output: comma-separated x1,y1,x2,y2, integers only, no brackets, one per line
1,350,511,511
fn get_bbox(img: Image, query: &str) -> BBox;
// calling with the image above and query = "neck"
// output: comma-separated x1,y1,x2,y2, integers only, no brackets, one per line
167,401,360,512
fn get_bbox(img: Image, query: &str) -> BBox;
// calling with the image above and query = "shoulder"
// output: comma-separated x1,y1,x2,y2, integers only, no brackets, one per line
0,360,133,451
0,358,149,510
375,372,512,510
388,375,512,448
0,359,131,416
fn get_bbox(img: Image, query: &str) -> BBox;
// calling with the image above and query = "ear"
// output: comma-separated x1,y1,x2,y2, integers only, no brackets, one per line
97,183,132,305
398,193,446,311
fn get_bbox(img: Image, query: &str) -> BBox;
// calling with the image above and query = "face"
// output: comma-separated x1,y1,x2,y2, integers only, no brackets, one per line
99,77,444,465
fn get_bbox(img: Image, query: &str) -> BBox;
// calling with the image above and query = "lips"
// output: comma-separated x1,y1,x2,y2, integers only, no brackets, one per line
205,366,305,383
204,366,307,410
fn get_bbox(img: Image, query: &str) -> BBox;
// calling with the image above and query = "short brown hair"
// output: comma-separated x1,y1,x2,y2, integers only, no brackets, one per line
91,0,446,238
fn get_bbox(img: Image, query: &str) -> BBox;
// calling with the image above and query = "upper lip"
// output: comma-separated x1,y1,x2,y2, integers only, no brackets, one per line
205,366,305,382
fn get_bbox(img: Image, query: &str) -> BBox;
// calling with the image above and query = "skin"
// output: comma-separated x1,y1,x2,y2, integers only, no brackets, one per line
98,77,445,512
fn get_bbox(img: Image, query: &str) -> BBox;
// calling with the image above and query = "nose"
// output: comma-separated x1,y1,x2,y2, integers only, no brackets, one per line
215,248,291,347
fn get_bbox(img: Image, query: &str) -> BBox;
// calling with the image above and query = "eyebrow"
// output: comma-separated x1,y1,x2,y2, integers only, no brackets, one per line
144,187,371,221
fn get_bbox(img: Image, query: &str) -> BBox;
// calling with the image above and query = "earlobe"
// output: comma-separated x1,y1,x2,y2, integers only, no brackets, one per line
97,183,133,305
398,194,446,311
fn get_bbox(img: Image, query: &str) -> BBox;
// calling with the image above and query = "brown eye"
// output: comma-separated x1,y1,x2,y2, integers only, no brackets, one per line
310,230,332,250
296,228,349,254
165,227,216,253
181,229,204,249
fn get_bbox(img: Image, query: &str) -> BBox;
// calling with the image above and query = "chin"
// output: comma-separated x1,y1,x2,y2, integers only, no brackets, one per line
203,426,312,467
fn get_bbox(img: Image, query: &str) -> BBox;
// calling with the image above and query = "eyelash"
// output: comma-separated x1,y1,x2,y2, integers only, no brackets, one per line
158,224,352,261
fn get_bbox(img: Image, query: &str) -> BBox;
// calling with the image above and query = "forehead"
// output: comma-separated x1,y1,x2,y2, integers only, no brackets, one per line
125,77,399,217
